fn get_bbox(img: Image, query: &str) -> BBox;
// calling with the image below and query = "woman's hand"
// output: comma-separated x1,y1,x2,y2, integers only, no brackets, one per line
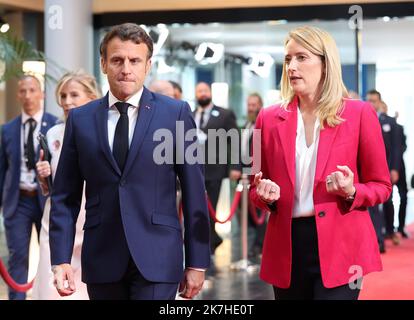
36,149,51,195
253,171,280,204
36,149,51,179
326,165,356,199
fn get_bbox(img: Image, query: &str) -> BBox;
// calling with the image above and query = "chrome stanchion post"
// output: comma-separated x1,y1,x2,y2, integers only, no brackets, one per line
230,174,259,272
241,174,249,262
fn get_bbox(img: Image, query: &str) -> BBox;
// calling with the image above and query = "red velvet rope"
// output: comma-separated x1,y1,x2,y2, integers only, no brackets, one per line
0,259,34,292
248,201,269,225
207,190,241,224
179,184,269,226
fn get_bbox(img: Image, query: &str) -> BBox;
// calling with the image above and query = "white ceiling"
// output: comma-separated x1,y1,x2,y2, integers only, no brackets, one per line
165,17,414,65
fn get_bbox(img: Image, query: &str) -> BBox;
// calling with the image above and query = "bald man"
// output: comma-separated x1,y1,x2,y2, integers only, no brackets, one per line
0,75,58,299
149,79,175,98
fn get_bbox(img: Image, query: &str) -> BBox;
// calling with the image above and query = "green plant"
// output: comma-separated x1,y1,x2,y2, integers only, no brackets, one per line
0,32,61,83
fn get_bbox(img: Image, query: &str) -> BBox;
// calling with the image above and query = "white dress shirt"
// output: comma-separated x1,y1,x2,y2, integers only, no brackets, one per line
194,103,214,129
20,109,44,191
241,121,254,161
292,107,321,218
109,89,206,272
107,89,142,152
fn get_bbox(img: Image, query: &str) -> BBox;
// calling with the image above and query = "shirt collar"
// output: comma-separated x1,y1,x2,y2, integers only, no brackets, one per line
108,87,143,109
297,106,321,137
197,103,214,114
22,108,44,125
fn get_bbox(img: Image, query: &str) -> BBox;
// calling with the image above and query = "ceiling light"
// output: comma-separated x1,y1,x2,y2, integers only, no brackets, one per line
194,42,224,65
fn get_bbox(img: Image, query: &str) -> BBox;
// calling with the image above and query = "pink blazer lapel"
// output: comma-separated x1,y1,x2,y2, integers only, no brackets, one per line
274,99,298,186
314,123,340,186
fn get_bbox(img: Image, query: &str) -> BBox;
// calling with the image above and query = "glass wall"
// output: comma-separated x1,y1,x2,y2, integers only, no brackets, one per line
97,15,414,225
98,19,357,126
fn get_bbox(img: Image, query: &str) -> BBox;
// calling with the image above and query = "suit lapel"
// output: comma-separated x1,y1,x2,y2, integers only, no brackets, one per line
314,120,340,186
12,117,22,165
202,105,219,132
122,87,155,178
36,113,55,157
95,94,122,176
274,101,297,186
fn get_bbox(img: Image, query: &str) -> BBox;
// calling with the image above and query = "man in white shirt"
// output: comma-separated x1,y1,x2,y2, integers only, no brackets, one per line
49,23,210,300
0,75,58,299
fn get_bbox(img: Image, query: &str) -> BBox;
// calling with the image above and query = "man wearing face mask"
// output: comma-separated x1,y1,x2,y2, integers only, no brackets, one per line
193,82,242,256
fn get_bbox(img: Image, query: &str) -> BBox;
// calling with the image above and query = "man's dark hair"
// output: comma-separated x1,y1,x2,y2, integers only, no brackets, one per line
367,89,381,100
169,81,182,93
100,23,154,61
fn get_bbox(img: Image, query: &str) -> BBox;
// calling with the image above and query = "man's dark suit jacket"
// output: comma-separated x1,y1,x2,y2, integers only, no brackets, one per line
50,88,210,284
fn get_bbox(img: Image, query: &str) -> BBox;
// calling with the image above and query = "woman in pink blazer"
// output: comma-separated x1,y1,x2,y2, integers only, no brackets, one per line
249,26,391,300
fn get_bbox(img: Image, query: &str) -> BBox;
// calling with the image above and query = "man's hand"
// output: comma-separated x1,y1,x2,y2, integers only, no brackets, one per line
178,268,205,299
52,263,76,296
326,165,355,198
229,170,242,181
390,169,399,184
253,171,280,204
36,149,51,195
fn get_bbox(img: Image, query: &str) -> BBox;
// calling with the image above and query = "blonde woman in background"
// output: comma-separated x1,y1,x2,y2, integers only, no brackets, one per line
32,70,101,299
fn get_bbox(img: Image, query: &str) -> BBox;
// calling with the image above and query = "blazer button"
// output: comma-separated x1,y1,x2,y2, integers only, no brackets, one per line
318,211,326,218
120,180,126,186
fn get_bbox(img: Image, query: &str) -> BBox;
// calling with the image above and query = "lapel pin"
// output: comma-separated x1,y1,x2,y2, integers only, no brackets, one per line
145,105,150,110
211,110,219,117
42,121,47,127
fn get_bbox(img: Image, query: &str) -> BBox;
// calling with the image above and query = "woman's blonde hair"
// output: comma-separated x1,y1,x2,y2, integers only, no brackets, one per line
55,69,102,106
280,26,348,127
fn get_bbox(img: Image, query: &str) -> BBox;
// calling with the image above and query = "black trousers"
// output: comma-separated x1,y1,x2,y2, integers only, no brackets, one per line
396,162,408,231
369,205,385,246
383,190,395,236
4,195,42,300
273,217,361,300
205,179,223,253
87,257,178,300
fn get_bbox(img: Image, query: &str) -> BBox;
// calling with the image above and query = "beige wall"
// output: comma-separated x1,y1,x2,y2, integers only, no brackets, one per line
0,0,42,11
93,0,414,13
0,0,411,13
0,12,24,124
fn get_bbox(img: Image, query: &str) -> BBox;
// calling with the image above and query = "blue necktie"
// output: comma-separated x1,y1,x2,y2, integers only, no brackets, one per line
113,102,129,172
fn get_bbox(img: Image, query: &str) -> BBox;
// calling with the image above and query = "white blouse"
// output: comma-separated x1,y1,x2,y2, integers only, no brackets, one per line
292,107,321,218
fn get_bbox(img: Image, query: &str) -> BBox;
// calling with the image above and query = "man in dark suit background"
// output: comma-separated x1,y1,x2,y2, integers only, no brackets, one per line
366,90,402,250
50,23,210,300
193,82,242,255
393,111,409,238
0,75,58,299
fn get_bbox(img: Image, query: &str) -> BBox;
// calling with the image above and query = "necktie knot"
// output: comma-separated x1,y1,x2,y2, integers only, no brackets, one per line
26,118,36,128
115,102,129,115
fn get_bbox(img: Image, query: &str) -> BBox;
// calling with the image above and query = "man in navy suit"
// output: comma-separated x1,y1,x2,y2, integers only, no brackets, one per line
0,75,58,299
366,90,402,251
193,82,241,255
49,23,210,300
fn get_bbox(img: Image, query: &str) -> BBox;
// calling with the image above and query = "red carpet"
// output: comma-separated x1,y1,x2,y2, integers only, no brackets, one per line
359,223,414,300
